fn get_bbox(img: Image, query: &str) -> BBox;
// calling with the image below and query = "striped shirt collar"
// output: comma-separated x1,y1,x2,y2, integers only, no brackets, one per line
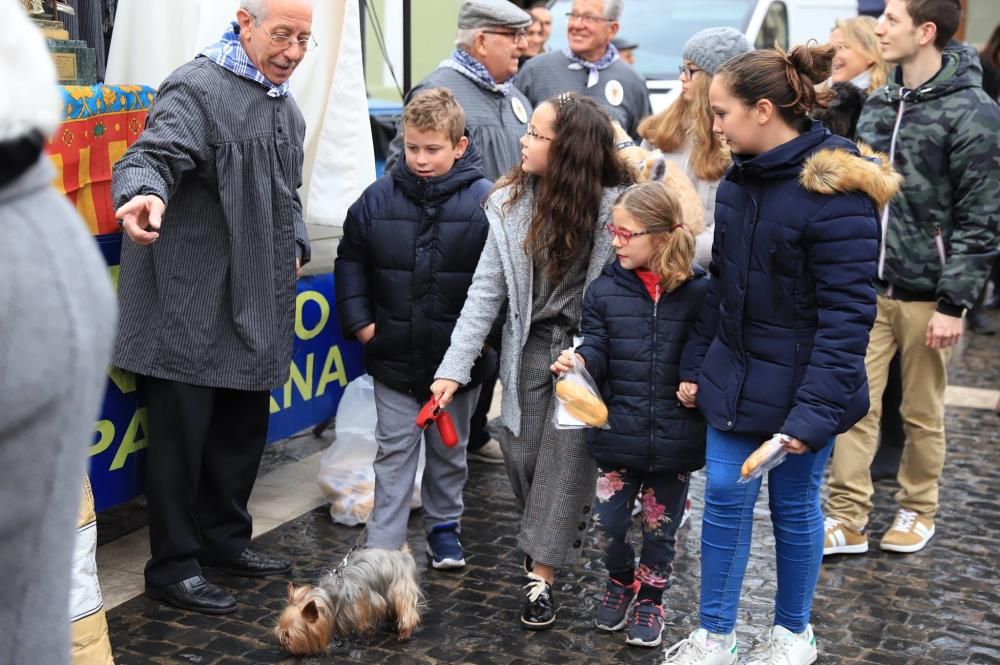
200,22,291,98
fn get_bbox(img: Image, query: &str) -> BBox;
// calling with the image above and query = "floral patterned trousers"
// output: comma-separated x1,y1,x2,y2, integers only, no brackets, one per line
592,467,690,594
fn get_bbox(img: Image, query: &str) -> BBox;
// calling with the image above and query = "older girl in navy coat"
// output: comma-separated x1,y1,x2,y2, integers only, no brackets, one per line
551,182,708,648
662,45,899,665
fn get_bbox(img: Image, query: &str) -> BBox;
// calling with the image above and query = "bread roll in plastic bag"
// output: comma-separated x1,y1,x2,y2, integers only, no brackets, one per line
553,348,610,430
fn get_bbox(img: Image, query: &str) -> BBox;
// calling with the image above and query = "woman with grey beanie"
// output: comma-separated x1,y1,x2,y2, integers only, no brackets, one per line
636,27,751,270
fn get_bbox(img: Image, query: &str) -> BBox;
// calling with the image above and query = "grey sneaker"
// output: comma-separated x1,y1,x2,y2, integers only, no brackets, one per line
594,577,639,631
624,599,665,647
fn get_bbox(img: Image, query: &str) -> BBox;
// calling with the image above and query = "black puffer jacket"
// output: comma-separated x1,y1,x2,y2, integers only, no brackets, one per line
576,261,709,473
335,143,494,396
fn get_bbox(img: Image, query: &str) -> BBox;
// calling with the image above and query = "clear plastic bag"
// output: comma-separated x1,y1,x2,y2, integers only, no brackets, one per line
317,375,425,525
738,434,789,483
553,345,610,430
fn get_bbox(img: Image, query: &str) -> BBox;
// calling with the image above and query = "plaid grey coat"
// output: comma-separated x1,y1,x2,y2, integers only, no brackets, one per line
111,58,310,391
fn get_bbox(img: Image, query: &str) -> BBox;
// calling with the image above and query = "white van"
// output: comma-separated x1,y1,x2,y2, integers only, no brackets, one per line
545,0,858,112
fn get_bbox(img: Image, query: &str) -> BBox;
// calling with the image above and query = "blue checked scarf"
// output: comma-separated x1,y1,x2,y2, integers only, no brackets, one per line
439,49,512,96
200,22,291,98
563,42,619,88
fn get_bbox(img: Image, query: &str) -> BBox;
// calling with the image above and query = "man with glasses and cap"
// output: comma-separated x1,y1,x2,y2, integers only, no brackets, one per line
515,0,651,140
111,0,313,615
386,0,534,184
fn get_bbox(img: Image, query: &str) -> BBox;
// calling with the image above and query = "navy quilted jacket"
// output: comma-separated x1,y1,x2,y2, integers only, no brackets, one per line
679,123,898,450
577,261,709,472
334,143,494,397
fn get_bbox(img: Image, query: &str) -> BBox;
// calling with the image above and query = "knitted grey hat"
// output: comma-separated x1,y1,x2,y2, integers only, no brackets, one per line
457,0,532,29
681,27,752,76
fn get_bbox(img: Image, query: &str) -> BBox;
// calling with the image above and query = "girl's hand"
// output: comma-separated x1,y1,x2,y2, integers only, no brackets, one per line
677,381,698,408
550,349,583,375
430,379,461,409
780,435,809,455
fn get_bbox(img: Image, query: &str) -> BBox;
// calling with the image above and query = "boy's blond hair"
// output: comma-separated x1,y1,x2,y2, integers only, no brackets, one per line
402,88,465,145
614,182,695,293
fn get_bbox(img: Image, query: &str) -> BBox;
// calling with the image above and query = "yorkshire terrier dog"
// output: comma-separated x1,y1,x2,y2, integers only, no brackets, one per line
275,546,423,655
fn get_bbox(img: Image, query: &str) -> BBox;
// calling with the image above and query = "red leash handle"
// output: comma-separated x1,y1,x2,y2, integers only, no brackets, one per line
416,398,458,447
436,411,457,447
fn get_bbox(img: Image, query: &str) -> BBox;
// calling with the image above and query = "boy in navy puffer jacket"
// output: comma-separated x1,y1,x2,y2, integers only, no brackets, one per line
551,182,708,648
335,88,494,568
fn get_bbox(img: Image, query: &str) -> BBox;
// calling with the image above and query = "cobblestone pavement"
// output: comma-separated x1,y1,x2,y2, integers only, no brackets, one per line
107,313,1000,664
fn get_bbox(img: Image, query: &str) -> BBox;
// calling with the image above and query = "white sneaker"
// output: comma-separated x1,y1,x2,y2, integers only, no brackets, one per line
745,625,817,665
661,628,737,665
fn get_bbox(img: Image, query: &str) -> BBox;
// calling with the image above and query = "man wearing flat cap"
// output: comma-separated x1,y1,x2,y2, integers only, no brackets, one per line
386,0,533,184
516,0,650,139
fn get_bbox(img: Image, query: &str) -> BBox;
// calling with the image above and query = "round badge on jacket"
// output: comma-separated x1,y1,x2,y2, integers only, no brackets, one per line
511,97,528,123
605,80,624,107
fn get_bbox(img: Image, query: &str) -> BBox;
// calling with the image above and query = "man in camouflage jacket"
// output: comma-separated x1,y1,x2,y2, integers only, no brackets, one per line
825,0,999,556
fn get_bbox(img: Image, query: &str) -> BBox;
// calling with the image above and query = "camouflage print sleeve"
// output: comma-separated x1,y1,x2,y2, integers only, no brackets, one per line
938,101,1000,314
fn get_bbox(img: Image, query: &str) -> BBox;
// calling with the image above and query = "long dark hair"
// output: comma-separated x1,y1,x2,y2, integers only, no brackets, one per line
500,93,633,281
718,43,836,133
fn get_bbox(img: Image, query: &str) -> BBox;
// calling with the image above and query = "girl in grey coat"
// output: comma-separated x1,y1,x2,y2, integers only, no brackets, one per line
432,93,632,630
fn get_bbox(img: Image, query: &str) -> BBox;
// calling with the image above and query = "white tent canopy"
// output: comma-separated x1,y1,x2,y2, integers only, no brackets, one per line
105,0,374,227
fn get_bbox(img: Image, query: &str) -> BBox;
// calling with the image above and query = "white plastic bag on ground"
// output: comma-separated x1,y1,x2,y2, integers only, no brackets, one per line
317,374,424,526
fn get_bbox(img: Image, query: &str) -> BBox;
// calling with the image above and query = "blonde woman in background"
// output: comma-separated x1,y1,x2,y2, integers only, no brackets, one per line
830,16,889,94
816,16,891,138
636,28,751,269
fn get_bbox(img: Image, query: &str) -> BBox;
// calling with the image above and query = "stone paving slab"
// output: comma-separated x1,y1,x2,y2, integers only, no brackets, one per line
107,404,999,664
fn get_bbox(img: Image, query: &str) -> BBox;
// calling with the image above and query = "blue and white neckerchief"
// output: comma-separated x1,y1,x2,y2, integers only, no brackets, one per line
200,22,291,98
439,48,512,97
563,42,620,88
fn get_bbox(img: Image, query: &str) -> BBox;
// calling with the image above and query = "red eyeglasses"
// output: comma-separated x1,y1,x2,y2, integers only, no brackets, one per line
605,223,680,246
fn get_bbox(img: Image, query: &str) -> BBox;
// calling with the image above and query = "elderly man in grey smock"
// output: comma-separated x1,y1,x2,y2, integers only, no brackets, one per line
386,0,533,183
111,0,312,615
515,0,650,139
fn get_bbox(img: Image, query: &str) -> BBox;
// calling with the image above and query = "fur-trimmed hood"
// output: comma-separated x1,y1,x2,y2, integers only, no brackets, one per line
799,142,902,210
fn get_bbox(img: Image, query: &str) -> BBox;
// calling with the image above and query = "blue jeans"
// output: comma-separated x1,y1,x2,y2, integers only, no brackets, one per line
699,427,833,634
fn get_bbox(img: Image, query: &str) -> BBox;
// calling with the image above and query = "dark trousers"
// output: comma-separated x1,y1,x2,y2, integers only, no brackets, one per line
141,376,270,587
592,466,690,603
469,308,506,452
468,354,499,451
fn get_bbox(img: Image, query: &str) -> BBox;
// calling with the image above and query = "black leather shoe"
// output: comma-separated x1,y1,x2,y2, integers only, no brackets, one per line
521,574,556,630
145,575,237,615
208,548,292,577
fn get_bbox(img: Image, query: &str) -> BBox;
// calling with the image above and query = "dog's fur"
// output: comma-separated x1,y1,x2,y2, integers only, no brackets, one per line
275,547,423,655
